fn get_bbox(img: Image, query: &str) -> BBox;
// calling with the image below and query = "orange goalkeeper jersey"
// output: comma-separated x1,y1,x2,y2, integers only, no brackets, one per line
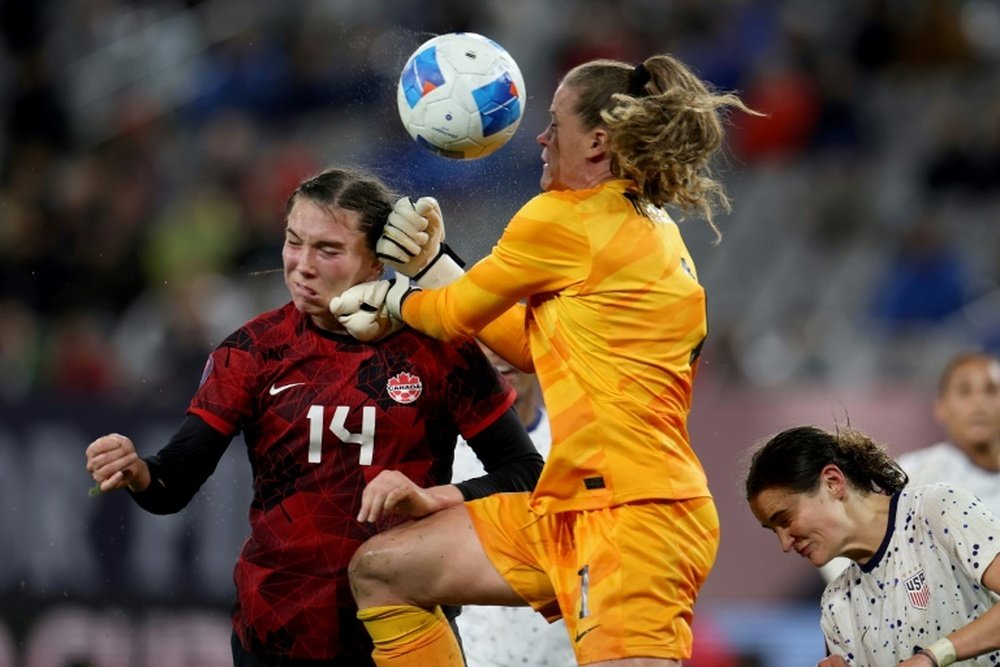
402,179,710,514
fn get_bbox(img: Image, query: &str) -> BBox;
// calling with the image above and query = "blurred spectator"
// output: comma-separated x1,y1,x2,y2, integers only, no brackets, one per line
850,0,901,74
186,27,292,122
553,0,650,72
897,0,975,70
55,151,151,314
0,185,60,312
901,350,1000,495
922,111,996,197
112,273,257,407
871,218,970,331
141,182,243,285
0,298,41,398
809,55,865,154
3,50,70,160
43,311,122,396
730,56,820,162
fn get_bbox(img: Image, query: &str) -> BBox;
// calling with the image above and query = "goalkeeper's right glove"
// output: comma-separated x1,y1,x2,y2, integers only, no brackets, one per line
377,196,465,289
328,276,419,342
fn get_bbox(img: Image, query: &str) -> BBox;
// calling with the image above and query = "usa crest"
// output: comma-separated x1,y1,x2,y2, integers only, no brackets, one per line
903,570,930,610
387,371,423,404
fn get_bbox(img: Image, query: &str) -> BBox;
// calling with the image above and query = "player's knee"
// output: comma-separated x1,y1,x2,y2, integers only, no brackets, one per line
348,535,396,603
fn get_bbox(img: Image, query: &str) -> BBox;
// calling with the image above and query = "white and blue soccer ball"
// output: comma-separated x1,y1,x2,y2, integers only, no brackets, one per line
397,32,526,160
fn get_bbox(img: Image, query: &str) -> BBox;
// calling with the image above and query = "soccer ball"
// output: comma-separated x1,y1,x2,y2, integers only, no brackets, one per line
397,32,526,160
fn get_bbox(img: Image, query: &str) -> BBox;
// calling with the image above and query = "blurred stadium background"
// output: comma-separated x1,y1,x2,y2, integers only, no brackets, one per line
2,0,999,665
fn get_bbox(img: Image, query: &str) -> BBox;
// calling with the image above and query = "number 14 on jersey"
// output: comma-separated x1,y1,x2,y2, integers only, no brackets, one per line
306,405,375,465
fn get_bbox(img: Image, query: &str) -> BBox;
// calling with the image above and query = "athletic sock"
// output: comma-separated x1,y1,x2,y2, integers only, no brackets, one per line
357,604,465,667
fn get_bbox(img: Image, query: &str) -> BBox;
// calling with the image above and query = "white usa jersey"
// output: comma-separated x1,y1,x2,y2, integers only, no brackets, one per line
821,484,1000,666
451,408,577,667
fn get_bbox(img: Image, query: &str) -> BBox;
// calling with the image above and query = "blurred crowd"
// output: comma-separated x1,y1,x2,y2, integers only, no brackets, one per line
2,0,999,405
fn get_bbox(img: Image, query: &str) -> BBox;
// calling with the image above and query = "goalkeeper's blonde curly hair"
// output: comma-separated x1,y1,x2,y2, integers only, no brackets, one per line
563,55,758,241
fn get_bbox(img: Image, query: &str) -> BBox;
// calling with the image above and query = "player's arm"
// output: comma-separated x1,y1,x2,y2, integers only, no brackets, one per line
356,407,542,524
902,488,1000,666
476,305,533,373
400,198,584,345
907,554,1000,667
454,404,543,499
129,414,232,514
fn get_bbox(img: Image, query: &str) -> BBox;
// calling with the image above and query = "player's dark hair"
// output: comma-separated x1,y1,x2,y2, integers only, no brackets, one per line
744,425,908,500
562,55,758,241
285,167,397,252
937,350,1000,396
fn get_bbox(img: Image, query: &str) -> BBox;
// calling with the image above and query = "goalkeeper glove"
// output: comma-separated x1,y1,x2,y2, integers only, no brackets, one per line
328,277,419,342
377,197,465,289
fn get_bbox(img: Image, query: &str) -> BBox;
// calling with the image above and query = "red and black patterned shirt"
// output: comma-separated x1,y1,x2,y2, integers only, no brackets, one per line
185,302,515,661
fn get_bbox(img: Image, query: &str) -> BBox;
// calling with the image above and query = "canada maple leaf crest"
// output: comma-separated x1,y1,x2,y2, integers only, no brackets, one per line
387,371,423,404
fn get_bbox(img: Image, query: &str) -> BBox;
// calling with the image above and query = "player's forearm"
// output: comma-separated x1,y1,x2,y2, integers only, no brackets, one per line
457,406,544,500
945,603,1000,662
402,266,519,343
477,305,534,373
455,450,543,501
129,414,230,514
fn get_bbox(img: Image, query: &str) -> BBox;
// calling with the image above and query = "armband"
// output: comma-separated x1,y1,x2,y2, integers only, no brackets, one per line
917,637,956,667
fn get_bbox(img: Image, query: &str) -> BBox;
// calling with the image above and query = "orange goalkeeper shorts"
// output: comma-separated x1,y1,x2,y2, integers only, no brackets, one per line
464,492,719,664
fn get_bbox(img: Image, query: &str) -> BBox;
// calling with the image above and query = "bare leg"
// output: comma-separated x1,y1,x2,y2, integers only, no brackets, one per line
350,505,528,667
350,504,524,609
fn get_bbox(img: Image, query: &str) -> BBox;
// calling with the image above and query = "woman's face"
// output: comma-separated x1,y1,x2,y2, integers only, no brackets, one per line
536,83,597,192
935,357,1000,455
750,483,848,568
282,198,382,331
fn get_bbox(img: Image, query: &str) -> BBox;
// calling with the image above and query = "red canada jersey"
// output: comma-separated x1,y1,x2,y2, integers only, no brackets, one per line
188,302,514,661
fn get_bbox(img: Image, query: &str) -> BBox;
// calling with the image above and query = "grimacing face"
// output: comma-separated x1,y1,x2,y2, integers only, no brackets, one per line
750,474,851,568
282,198,382,332
536,83,597,192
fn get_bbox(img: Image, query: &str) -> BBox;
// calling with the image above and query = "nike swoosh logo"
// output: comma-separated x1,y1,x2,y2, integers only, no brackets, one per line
269,382,305,396
574,625,600,643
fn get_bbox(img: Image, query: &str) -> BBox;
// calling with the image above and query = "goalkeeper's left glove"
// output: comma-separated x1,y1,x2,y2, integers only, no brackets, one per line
377,197,465,289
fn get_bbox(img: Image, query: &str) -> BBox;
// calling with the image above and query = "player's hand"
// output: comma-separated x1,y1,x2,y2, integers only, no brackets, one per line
377,197,464,289
357,470,444,523
85,433,151,494
329,277,419,342
895,652,939,667
328,280,403,342
377,196,442,274
816,655,850,667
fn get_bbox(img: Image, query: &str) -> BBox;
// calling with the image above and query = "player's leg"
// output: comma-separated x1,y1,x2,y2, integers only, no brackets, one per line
350,500,533,667
556,497,720,667
350,503,526,608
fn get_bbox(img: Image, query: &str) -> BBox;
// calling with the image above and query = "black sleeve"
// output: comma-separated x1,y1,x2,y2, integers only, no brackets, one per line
128,413,232,515
453,406,544,501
